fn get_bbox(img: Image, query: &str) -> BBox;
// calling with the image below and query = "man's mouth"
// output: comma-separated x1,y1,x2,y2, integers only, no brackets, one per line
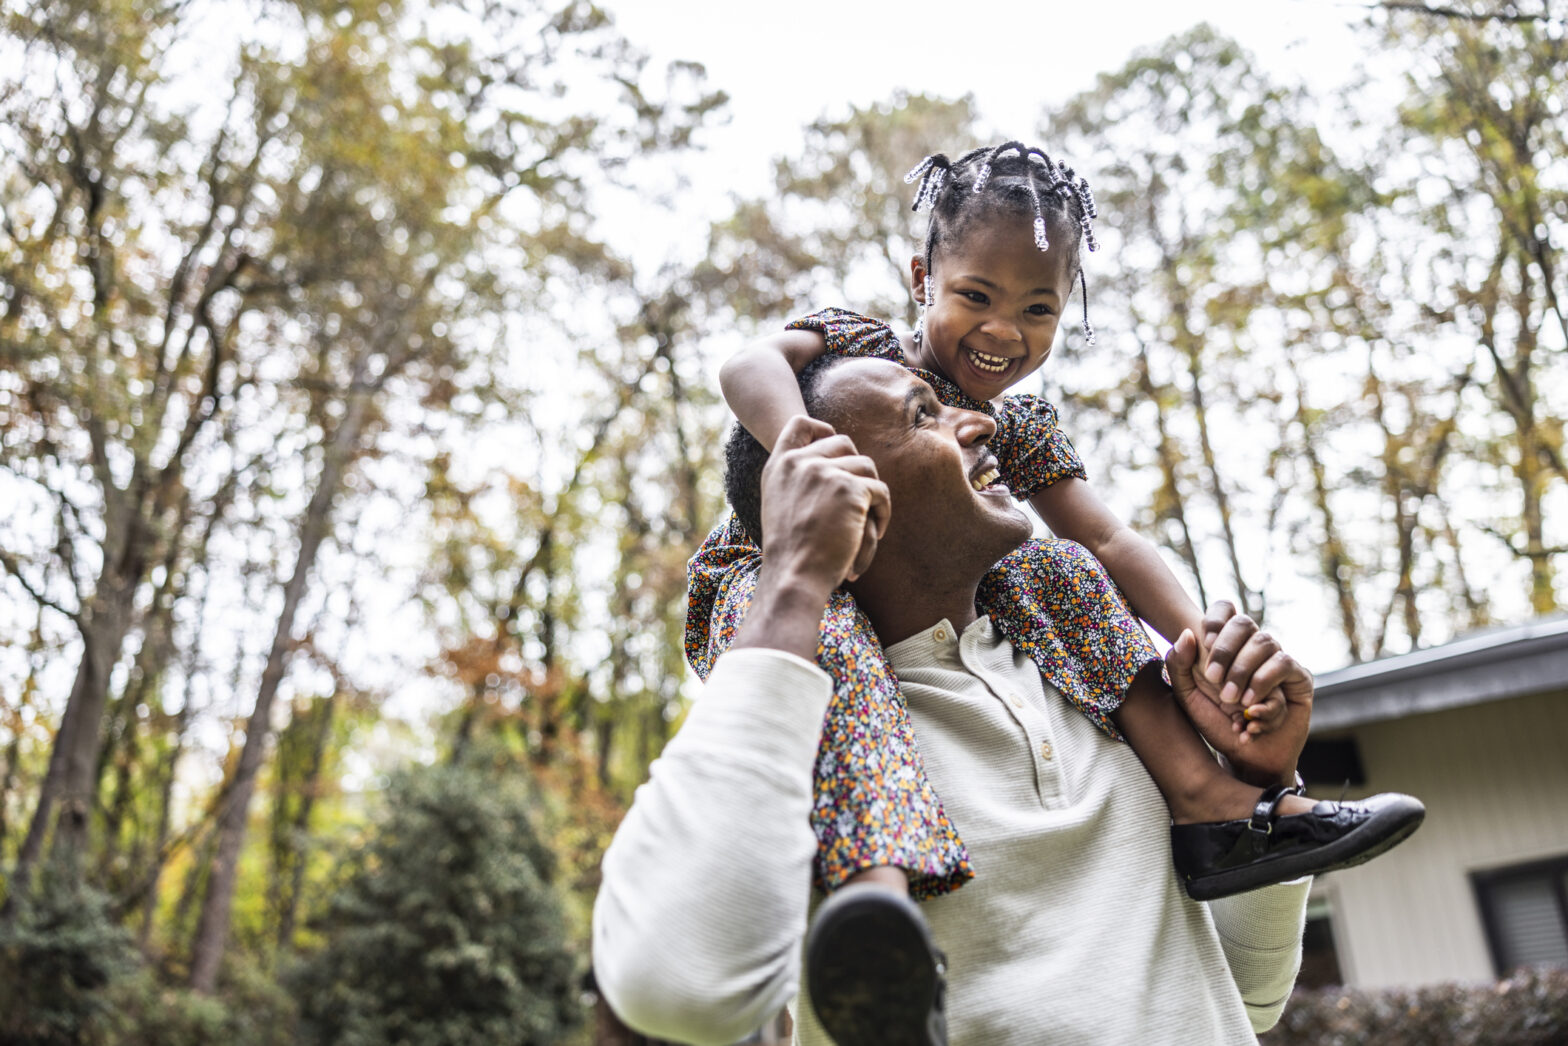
970,463,1008,494
965,346,1014,374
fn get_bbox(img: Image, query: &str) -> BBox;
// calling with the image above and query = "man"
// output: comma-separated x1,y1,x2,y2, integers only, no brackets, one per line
594,356,1320,1044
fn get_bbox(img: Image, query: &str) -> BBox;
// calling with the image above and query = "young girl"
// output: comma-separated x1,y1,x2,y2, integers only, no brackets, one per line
686,141,1422,1041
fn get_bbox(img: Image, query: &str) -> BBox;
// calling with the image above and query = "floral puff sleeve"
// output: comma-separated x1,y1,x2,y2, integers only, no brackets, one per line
992,394,1088,500
784,307,905,362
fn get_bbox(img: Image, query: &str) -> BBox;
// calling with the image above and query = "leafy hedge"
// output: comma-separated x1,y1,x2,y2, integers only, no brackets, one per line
1262,968,1568,1046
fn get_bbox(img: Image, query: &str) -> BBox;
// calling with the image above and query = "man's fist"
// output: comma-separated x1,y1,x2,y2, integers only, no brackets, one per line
758,415,891,594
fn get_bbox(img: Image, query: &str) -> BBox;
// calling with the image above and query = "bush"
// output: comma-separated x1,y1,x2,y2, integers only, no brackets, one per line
0,869,135,1046
102,956,299,1046
1262,968,1568,1046
289,758,585,1046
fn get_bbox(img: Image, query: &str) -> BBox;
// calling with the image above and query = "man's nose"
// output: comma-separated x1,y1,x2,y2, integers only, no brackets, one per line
954,408,996,444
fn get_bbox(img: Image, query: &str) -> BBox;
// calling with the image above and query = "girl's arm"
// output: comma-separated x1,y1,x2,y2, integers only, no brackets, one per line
1029,477,1208,651
718,330,830,452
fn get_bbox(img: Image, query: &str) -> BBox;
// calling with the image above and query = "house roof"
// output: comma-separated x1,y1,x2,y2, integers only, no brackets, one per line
1310,616,1568,733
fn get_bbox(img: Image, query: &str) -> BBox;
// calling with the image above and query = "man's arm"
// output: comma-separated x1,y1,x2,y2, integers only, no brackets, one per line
1209,881,1312,1031
1167,614,1314,1031
592,648,831,1043
592,416,890,1043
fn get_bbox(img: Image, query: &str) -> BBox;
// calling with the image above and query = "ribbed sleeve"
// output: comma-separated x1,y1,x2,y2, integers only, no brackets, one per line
592,649,831,1045
1210,877,1312,1031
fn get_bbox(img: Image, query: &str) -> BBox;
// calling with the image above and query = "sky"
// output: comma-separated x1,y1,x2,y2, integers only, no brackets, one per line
609,0,1378,228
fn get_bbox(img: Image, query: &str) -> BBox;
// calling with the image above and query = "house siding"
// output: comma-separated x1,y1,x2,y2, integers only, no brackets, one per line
1314,688,1568,989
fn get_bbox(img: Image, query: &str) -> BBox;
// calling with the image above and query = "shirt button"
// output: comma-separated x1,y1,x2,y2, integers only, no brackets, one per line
1039,741,1054,761
934,627,948,641
1008,694,1024,709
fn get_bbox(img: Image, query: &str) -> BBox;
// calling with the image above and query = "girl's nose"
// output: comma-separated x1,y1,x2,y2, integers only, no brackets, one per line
981,316,1023,343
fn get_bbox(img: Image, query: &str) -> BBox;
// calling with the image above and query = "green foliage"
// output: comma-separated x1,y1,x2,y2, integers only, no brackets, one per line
1262,968,1568,1046
289,757,584,1046
0,870,135,1046
101,958,298,1046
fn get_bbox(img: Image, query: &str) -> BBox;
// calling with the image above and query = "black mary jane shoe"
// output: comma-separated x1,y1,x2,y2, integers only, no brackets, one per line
1171,784,1426,902
805,883,948,1046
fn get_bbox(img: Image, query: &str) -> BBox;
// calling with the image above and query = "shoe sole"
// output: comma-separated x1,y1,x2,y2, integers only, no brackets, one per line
806,885,946,1046
1185,794,1426,902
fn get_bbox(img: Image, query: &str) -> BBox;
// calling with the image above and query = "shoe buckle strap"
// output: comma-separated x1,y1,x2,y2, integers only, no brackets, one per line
1248,783,1294,837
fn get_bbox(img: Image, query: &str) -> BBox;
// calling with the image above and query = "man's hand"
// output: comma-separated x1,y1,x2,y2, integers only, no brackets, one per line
1168,615,1314,789
1198,601,1290,734
731,415,890,662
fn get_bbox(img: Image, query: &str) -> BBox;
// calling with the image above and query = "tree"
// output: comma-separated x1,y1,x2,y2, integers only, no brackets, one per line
1385,1,1568,614
290,757,582,1046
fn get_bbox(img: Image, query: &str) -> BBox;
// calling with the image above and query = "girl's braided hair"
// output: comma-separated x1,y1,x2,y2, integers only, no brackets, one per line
905,141,1100,343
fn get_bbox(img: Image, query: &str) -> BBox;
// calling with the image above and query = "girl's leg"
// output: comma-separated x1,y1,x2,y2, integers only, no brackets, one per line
1113,662,1315,823
845,865,911,895
810,589,970,898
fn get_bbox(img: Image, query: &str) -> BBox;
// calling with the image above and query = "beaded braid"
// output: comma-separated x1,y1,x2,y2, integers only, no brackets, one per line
904,142,1100,344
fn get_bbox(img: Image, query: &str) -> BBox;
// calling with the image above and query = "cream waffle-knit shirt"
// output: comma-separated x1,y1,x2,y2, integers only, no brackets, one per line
593,616,1309,1046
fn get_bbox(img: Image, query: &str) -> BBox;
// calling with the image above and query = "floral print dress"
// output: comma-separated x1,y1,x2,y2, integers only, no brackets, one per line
685,308,1160,899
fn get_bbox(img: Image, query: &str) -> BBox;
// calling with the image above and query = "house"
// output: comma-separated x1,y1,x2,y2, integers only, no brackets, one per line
1296,616,1568,990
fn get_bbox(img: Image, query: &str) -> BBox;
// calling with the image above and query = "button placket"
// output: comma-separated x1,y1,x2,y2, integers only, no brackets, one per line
964,635,1060,806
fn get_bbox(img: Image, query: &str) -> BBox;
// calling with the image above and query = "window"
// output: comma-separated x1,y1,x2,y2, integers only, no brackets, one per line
1298,897,1344,988
1473,855,1568,976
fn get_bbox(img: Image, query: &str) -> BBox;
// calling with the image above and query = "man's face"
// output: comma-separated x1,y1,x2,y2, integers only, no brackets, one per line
815,358,1034,584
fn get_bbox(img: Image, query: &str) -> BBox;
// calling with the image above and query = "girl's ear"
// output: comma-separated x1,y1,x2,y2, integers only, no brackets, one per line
909,255,929,304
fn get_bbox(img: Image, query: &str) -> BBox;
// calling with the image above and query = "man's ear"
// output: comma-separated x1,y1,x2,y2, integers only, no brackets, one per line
909,254,929,304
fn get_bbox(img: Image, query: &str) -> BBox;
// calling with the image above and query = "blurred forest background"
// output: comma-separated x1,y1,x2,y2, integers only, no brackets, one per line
0,0,1564,1043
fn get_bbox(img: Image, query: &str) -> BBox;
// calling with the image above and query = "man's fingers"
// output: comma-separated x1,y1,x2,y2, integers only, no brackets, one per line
864,477,891,540
1204,610,1258,689
1237,650,1296,709
845,476,891,581
1220,630,1282,706
848,516,878,581
787,433,861,461
772,414,836,452
1201,600,1237,641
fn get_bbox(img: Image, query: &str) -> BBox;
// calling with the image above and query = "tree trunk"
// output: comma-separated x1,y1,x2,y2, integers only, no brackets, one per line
188,382,371,992
275,692,336,953
1135,337,1208,606
12,556,142,888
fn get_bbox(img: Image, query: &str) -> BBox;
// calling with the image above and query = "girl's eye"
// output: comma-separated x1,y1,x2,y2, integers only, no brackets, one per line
1027,304,1055,317
961,290,988,304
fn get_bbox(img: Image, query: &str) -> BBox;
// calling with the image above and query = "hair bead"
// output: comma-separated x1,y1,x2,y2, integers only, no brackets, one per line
904,155,936,184
1079,269,1095,344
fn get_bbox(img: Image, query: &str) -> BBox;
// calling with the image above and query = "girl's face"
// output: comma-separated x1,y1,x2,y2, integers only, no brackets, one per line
908,215,1076,402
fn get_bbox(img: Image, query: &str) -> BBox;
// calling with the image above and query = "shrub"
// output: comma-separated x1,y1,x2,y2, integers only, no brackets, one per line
102,956,299,1046
289,758,585,1046
0,869,135,1046
1262,968,1568,1046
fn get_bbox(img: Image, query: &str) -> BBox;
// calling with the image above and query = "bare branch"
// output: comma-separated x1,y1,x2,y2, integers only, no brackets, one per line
1377,1,1563,24
0,548,79,622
